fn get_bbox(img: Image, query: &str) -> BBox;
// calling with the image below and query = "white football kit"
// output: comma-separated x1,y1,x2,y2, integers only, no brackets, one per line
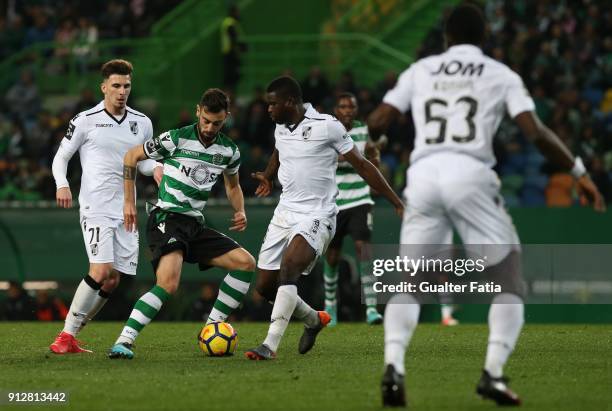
384,45,535,264
52,101,156,274
257,103,354,274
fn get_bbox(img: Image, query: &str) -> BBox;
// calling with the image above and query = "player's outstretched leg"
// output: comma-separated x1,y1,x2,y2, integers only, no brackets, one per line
247,235,320,359
108,285,171,359
477,293,523,405
381,294,420,407
323,260,338,326
50,274,107,354
245,284,299,360
206,271,254,324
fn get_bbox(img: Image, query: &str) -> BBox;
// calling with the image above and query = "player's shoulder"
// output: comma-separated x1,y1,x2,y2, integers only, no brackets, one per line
479,54,518,77
167,123,196,141
304,109,334,123
125,105,150,120
405,54,439,74
303,103,344,134
216,132,239,154
73,102,105,126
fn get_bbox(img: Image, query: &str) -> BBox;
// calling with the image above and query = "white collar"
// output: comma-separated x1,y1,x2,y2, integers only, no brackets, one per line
447,44,483,54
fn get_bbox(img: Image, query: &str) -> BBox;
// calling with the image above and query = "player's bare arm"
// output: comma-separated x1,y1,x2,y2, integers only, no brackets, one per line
251,148,279,197
364,141,381,168
514,111,606,212
343,147,404,216
367,103,401,140
123,145,147,232
224,172,247,231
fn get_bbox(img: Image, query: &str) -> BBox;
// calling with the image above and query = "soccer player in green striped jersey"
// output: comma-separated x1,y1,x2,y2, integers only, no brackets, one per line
324,92,383,326
108,89,256,359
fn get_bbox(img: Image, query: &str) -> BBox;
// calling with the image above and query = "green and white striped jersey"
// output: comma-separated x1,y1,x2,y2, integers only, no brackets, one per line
143,124,240,222
335,120,374,211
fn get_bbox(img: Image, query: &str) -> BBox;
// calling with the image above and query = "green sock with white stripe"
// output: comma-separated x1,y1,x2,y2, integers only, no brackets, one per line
359,260,378,311
206,271,253,324
116,285,170,345
323,260,338,308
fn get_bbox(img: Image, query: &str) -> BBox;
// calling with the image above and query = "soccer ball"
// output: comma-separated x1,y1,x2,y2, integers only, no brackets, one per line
197,322,238,356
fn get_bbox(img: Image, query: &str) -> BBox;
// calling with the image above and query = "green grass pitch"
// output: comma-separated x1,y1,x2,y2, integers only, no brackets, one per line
1,322,610,410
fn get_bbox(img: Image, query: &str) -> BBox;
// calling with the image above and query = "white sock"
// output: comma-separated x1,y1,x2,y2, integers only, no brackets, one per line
484,293,524,378
441,304,453,319
293,296,319,328
63,277,101,336
78,291,110,331
384,294,420,376
263,285,298,352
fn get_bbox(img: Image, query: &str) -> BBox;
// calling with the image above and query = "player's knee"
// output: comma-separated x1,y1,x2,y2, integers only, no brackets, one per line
157,274,180,294
236,252,256,272
102,272,120,291
89,264,114,282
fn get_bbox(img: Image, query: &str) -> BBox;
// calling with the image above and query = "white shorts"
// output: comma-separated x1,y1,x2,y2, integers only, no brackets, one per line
257,207,336,275
80,214,139,275
400,152,520,266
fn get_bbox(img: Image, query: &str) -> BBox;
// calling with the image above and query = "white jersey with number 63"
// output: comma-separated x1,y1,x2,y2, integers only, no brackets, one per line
384,44,535,167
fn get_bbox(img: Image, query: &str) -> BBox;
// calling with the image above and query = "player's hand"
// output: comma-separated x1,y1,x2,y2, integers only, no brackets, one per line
56,187,72,208
124,201,138,232
229,210,247,231
251,172,272,197
153,165,164,186
576,175,606,212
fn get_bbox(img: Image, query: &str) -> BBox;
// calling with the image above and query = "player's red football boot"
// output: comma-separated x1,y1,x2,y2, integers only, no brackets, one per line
49,331,92,354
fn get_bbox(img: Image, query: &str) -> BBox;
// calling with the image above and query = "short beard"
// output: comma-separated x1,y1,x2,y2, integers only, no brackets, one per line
197,124,217,143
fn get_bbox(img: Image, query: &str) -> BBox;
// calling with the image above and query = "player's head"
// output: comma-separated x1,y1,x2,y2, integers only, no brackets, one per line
266,75,302,124
196,88,229,142
100,59,133,111
334,92,358,130
444,4,485,47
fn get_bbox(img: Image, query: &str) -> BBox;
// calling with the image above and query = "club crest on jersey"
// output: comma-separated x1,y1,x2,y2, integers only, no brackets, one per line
212,153,224,165
302,126,312,140
191,164,211,185
129,121,139,135
90,243,98,256
65,122,75,140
